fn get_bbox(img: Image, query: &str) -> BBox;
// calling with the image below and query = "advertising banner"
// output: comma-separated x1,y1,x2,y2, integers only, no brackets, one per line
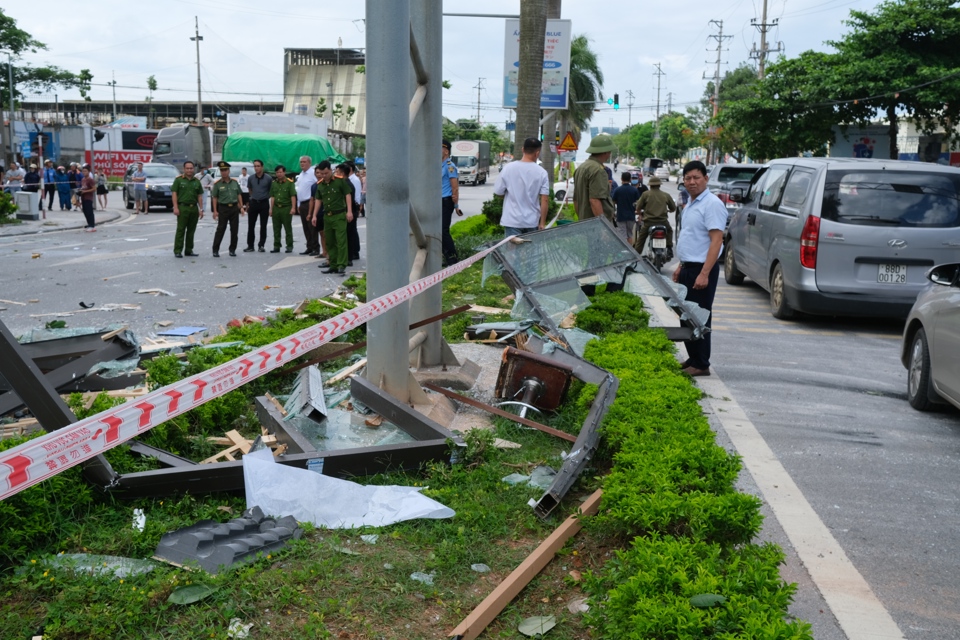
84,150,153,177
502,19,572,110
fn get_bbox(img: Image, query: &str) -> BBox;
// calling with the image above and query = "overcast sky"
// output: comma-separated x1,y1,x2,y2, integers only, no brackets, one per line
6,0,879,131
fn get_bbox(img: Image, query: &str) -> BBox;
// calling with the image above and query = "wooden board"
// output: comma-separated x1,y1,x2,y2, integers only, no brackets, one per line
448,490,603,640
327,358,367,384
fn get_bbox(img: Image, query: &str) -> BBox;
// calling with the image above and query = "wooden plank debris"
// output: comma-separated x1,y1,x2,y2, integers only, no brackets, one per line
214,282,239,289
468,305,512,315
448,490,603,640
327,359,367,385
0,299,26,306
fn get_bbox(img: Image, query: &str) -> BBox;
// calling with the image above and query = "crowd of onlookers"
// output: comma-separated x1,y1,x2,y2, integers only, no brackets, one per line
4,159,110,213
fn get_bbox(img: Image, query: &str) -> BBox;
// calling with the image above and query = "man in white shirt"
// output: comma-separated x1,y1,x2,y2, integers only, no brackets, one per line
294,155,320,256
493,137,550,237
238,166,250,208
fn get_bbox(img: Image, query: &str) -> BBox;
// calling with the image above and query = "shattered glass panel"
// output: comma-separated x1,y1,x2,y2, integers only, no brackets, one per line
624,272,662,296
481,254,505,288
18,324,132,344
529,279,592,324
494,218,636,286
87,357,141,379
559,328,600,358
284,409,415,451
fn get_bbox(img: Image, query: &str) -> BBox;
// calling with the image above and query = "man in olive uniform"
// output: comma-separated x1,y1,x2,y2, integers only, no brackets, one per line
211,161,244,257
310,160,353,275
573,133,616,222
171,161,204,258
269,165,298,253
634,176,677,258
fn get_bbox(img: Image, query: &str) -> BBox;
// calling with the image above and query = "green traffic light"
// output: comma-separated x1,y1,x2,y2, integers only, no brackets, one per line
607,98,613,105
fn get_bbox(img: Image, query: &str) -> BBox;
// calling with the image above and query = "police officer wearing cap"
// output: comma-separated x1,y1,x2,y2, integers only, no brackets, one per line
211,161,244,257
171,160,204,258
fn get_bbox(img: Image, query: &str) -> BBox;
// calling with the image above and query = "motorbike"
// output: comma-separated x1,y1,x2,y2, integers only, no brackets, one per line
645,224,671,271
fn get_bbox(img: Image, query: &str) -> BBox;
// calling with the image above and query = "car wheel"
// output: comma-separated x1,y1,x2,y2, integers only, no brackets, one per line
770,263,796,319
907,328,937,411
723,241,745,285
125,190,133,210
555,190,566,201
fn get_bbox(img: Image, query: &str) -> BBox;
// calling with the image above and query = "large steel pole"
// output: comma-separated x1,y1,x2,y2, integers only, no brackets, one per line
409,0,443,366
365,0,413,400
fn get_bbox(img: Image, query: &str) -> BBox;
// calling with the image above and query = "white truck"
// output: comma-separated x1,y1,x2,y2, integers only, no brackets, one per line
226,112,329,137
451,140,490,185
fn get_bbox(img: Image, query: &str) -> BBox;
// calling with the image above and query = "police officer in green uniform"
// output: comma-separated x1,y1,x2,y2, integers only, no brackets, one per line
573,133,616,222
268,164,298,253
211,160,245,257
310,160,353,275
634,176,677,257
171,160,204,258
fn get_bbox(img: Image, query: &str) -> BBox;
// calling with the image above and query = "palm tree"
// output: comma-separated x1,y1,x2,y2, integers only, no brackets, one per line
543,34,604,181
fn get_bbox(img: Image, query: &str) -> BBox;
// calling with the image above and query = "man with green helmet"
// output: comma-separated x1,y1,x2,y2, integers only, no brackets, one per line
573,133,616,222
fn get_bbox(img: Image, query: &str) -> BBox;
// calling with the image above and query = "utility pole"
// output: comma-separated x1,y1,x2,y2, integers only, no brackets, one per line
750,0,783,79
666,92,673,114
704,20,733,164
653,63,664,154
626,89,635,127
190,17,203,124
110,71,117,123
473,78,485,123
7,54,15,162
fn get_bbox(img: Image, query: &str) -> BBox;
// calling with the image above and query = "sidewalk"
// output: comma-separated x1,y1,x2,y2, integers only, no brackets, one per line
0,204,126,237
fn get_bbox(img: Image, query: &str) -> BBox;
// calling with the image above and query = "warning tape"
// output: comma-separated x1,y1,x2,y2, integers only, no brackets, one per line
0,236,511,501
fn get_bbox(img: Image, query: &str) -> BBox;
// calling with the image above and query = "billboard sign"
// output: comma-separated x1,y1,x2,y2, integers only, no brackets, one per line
502,19,572,110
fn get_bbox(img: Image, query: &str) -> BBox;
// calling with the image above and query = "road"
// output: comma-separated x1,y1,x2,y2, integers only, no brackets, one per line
4,170,958,637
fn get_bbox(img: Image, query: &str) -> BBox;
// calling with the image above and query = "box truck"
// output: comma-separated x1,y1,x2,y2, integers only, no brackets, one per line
152,124,214,169
451,140,490,185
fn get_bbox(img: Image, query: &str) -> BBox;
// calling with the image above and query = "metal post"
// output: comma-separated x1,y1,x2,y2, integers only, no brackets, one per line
111,71,117,122
191,17,203,124
365,0,414,401
409,0,445,367
8,54,15,161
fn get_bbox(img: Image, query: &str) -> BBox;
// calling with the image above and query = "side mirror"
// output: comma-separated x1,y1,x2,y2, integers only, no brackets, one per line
729,188,744,203
928,263,960,286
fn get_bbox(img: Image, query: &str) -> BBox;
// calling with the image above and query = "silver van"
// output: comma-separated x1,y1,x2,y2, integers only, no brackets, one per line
723,158,960,319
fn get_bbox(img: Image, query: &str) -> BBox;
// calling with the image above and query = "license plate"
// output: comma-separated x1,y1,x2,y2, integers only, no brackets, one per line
652,238,667,249
878,263,907,284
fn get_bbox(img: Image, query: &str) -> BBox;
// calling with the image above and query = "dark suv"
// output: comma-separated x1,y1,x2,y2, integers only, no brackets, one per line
123,162,181,211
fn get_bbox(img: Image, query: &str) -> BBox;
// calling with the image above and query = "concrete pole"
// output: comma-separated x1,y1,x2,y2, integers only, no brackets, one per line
192,17,203,124
365,0,413,400
409,0,444,366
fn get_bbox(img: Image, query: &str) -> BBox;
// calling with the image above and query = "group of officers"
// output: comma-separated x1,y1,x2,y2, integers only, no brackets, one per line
168,156,363,275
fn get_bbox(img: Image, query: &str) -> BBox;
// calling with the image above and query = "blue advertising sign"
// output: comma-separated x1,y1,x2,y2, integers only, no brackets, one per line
502,19,571,110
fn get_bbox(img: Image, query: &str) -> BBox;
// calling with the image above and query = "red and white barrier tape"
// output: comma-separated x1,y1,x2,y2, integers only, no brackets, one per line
0,236,511,501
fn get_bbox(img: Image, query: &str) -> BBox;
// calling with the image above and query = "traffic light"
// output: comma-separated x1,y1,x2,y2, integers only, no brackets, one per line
607,97,613,106
93,130,105,142
614,93,620,110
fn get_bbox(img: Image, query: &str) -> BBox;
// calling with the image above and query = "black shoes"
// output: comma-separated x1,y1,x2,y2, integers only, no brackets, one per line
270,248,280,253
243,247,254,253
175,253,182,258
309,250,319,256
299,249,312,255
322,267,345,274
212,252,220,258
185,252,199,257
258,246,265,253
229,251,237,257
285,247,293,253
317,261,330,268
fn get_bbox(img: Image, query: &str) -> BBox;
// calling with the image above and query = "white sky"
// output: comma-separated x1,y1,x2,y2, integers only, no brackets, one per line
5,0,879,131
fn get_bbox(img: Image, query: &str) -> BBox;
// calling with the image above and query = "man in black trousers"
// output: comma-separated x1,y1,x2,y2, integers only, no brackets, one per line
243,159,272,252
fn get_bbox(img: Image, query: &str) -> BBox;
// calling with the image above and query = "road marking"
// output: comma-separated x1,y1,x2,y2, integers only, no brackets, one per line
645,296,906,640
267,256,318,271
52,243,174,266
854,332,900,340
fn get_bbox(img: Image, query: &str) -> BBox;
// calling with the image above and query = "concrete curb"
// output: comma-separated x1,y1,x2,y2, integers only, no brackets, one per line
0,209,127,237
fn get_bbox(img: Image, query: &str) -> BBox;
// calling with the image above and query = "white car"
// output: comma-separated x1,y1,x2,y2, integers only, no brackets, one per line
655,167,671,182
553,180,574,201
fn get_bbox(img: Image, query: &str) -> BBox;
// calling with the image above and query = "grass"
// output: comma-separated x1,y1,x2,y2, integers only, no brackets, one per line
0,221,807,638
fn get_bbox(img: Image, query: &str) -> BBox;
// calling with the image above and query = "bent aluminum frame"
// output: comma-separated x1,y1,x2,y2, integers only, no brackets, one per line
110,375,463,499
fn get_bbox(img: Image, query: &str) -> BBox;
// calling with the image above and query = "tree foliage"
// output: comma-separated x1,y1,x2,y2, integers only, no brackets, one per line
442,119,511,156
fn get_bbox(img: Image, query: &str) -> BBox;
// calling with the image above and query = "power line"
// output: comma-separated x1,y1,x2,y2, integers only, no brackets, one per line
750,0,784,79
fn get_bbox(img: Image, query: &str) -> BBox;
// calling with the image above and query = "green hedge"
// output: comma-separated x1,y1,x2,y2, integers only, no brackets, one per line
578,294,811,638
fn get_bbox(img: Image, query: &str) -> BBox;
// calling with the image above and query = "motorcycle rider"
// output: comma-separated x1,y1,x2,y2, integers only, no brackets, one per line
634,175,676,259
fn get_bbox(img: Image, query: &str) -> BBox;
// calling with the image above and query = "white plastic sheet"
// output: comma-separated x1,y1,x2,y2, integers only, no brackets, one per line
243,449,455,528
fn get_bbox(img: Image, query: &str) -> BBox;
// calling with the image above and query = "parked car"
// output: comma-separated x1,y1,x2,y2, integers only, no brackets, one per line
553,179,574,201
707,163,764,219
122,162,181,211
654,167,671,182
901,262,960,411
723,157,960,319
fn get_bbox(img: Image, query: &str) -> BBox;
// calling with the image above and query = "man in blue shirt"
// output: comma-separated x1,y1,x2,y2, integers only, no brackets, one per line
132,163,148,214
611,171,640,245
441,140,461,266
673,160,726,377
43,159,57,212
